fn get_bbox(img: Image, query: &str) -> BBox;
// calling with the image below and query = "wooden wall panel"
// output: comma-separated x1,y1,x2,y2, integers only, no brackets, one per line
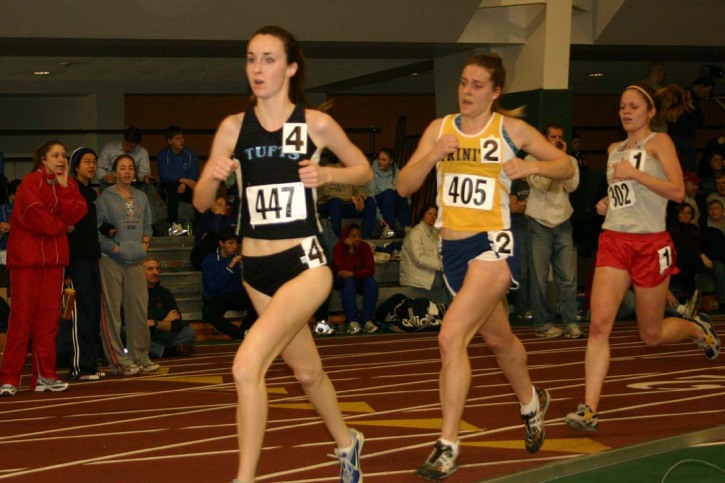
323,94,436,158
124,94,436,162
125,95,251,157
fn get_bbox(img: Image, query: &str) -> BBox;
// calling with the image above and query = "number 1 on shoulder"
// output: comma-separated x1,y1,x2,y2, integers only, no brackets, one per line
627,149,646,171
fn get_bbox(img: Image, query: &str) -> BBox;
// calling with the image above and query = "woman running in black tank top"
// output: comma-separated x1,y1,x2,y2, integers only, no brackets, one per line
193,26,371,483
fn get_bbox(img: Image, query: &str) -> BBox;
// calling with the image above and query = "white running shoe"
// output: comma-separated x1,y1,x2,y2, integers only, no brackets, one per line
35,377,69,392
168,222,188,237
313,320,335,335
535,326,563,338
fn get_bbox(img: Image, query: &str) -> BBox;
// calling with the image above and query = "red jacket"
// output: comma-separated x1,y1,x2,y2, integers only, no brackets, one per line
332,224,375,278
7,166,88,268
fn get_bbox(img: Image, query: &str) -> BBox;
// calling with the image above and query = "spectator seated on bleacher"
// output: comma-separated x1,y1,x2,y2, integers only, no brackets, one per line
368,148,411,237
332,223,379,335
317,160,376,239
156,125,200,236
399,204,450,306
701,199,725,314
190,195,234,270
144,257,196,357
201,227,257,339
667,202,707,301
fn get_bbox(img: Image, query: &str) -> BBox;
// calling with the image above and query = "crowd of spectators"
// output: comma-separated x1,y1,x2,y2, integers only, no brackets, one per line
0,61,722,395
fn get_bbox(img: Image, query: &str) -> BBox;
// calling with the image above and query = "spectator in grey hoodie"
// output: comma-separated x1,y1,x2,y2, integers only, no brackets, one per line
96,154,159,376
368,148,411,235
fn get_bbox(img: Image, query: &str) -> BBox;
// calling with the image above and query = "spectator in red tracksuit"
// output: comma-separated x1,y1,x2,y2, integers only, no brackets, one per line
332,222,379,335
0,141,87,397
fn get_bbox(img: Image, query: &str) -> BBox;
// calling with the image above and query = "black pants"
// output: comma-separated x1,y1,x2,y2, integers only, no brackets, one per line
56,257,102,377
161,181,194,223
202,291,258,339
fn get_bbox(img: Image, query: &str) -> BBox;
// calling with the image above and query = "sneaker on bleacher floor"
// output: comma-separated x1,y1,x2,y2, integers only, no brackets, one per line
34,377,69,393
380,227,396,239
0,384,17,397
521,386,550,454
347,321,362,335
363,321,379,333
682,290,701,320
565,403,599,432
690,313,720,360
168,222,188,237
334,428,364,483
313,320,335,335
535,326,563,338
416,440,458,480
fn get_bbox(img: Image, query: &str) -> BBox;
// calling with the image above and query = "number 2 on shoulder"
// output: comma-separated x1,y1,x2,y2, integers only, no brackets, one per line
282,123,308,154
480,136,502,164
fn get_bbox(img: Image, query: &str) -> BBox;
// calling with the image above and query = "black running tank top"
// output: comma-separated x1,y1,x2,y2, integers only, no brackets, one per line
233,104,321,239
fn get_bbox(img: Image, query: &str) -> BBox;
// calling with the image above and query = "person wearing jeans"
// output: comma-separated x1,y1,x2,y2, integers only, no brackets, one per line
368,148,411,235
525,122,582,338
528,218,579,336
317,162,377,239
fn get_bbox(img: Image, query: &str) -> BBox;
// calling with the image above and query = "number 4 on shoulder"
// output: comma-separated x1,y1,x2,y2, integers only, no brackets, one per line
282,123,308,154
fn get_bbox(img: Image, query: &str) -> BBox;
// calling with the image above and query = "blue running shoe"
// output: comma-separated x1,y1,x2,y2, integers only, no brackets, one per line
334,428,363,483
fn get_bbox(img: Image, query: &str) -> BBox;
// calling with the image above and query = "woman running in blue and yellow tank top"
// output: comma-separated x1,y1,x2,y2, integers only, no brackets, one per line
398,53,574,480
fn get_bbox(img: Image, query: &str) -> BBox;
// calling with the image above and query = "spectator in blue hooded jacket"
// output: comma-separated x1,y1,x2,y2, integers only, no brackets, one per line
201,227,257,339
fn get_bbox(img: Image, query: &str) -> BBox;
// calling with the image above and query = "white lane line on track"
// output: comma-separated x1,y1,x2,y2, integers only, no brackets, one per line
65,402,236,418
0,433,240,480
83,447,281,465
1,324,720,476
0,385,236,442
0,429,167,445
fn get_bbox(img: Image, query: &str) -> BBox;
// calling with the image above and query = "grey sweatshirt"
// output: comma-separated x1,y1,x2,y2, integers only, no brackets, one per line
96,185,153,264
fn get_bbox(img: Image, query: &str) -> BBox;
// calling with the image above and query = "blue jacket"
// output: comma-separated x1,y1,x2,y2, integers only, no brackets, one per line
0,202,12,250
201,247,243,298
156,147,200,183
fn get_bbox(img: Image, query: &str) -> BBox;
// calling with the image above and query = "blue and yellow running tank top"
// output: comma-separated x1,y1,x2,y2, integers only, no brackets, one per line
435,112,517,232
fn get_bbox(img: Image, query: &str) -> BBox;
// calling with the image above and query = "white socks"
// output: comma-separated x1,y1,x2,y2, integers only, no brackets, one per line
520,385,538,415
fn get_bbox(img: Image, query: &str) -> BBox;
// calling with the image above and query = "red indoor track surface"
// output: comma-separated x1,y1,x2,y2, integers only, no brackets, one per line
0,318,723,482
